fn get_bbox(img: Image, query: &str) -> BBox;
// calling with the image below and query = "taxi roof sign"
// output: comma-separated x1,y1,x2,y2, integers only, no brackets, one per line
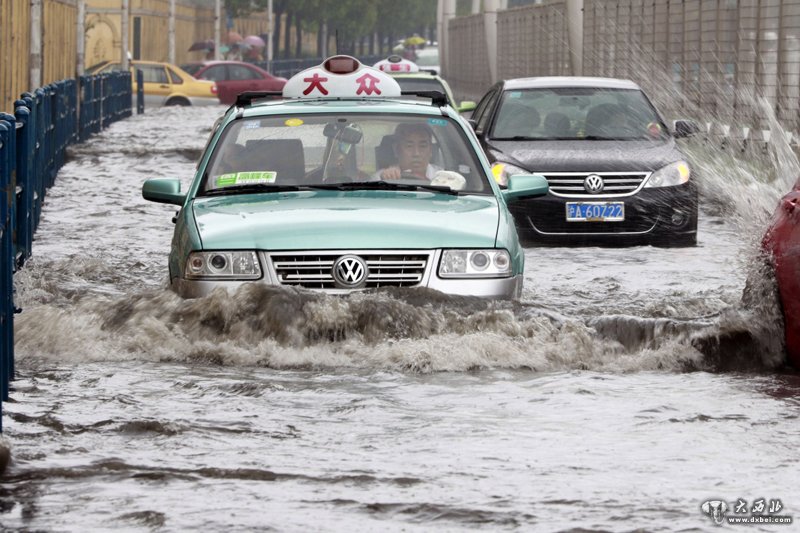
282,55,402,99
374,55,420,73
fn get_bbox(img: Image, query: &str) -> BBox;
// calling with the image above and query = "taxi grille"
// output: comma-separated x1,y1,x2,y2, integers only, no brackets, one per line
268,252,429,289
543,172,650,197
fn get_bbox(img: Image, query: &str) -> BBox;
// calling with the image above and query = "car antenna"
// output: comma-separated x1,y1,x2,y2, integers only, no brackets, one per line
335,29,339,54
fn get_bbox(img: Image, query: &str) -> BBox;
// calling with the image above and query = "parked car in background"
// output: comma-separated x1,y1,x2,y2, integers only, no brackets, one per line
471,77,700,246
762,177,800,368
86,60,218,107
180,61,287,105
141,55,549,299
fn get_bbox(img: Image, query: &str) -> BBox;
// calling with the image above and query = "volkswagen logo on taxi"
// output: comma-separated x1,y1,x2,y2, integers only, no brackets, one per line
332,255,368,288
584,174,605,194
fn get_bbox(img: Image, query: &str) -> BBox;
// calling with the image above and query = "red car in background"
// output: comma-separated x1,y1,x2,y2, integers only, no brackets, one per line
763,176,800,367
181,61,286,105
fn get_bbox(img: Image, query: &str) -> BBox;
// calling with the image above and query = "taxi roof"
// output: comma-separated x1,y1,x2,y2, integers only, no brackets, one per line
238,96,455,119
503,76,641,90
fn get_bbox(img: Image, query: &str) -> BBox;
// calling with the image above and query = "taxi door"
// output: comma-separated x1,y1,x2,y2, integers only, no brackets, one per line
132,64,172,107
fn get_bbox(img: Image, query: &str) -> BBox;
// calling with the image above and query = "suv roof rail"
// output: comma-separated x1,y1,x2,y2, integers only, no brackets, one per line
400,90,447,107
235,91,283,107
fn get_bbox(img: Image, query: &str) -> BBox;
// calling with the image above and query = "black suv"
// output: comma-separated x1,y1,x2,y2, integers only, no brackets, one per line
471,77,699,246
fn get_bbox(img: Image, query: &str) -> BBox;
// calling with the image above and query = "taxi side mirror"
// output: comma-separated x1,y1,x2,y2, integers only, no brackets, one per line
143,178,185,205
458,101,477,113
501,174,549,201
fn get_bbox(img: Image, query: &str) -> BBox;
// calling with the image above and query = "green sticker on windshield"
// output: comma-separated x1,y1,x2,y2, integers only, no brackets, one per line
216,171,277,187
428,118,447,127
509,91,522,98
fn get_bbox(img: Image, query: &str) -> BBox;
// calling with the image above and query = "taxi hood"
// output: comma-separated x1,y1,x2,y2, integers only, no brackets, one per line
192,190,500,250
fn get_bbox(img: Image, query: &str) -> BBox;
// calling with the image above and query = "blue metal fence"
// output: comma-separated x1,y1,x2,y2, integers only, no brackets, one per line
0,71,132,431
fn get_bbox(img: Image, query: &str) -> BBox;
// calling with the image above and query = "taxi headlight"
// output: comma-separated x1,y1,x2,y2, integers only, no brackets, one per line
439,250,512,278
644,161,691,188
185,251,261,280
491,162,527,187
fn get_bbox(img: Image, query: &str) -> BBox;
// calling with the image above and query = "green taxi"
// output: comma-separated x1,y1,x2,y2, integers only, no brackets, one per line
374,55,476,113
142,56,547,298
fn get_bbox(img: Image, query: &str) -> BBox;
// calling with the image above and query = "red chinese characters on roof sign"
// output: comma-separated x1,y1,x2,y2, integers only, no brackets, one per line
355,73,381,96
303,73,329,95
283,59,402,99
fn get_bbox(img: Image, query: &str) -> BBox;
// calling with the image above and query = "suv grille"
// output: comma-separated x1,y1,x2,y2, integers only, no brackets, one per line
543,172,650,197
268,252,429,289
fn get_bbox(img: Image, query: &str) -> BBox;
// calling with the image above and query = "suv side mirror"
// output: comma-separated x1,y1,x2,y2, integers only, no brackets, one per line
673,119,700,138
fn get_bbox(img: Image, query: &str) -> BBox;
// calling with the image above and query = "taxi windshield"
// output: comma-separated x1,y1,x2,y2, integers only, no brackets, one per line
202,114,492,194
491,87,668,141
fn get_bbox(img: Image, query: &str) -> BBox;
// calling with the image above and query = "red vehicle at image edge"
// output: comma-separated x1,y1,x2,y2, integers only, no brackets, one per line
180,61,287,105
762,176,800,368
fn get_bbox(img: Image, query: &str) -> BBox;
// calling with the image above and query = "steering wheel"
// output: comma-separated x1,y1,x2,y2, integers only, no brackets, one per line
397,173,433,184
322,173,357,184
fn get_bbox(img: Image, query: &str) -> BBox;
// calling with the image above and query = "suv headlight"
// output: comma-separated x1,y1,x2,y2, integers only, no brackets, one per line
439,250,512,278
185,251,261,280
644,161,691,188
491,162,527,187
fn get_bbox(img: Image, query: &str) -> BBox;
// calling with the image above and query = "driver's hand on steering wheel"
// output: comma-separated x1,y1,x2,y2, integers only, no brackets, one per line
379,166,402,180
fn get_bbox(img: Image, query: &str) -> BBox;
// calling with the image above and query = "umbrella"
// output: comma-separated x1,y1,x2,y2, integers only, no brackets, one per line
403,35,426,46
227,31,244,44
188,39,214,52
243,35,266,48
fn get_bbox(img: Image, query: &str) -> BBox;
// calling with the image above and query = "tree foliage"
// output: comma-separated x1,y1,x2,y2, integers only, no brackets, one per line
223,0,436,55
224,0,436,39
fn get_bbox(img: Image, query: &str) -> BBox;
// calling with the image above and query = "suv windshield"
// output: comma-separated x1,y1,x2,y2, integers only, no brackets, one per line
202,114,492,195
490,87,669,141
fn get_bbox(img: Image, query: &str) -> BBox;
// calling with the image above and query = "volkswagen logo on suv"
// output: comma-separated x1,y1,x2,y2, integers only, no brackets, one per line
584,174,605,194
332,255,368,288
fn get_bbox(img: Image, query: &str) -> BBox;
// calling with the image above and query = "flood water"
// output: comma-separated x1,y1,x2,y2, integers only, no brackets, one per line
1,105,798,532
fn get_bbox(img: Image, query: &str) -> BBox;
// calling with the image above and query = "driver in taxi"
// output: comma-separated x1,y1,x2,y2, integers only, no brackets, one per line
377,122,442,180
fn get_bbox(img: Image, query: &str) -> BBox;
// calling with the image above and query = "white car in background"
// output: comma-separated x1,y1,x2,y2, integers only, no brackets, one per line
414,48,440,75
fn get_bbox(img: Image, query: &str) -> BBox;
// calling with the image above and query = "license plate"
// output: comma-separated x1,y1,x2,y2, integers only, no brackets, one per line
566,202,625,222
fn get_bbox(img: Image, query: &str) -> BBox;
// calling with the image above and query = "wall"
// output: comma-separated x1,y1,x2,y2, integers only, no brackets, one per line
447,13,490,101
447,0,800,134
0,0,273,110
0,0,33,111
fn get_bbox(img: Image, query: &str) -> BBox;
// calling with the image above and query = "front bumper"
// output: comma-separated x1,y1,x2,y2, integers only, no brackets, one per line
508,181,698,244
172,249,522,299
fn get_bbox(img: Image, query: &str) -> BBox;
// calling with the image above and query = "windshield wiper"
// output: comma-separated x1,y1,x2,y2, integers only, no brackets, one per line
323,180,461,195
203,183,314,196
491,136,541,141
581,135,636,141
